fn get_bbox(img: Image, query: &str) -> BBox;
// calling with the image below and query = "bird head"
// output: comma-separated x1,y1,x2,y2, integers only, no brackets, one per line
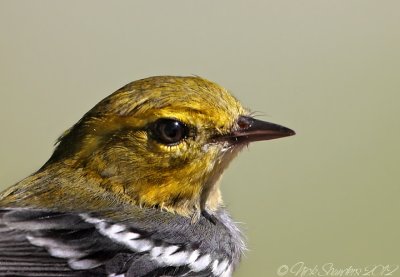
45,76,294,218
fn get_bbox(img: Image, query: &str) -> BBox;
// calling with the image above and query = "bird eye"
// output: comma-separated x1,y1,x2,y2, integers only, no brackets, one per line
149,119,190,145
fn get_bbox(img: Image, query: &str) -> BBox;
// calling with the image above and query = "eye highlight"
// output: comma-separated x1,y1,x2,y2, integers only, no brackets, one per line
148,119,190,145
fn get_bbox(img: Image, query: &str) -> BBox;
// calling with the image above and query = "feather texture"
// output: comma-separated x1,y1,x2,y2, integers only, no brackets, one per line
0,208,244,277
0,76,294,276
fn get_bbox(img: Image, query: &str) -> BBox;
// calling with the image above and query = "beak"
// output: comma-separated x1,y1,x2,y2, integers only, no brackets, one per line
218,116,295,145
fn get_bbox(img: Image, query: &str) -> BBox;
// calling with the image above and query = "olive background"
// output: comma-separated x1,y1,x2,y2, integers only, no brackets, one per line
0,1,399,276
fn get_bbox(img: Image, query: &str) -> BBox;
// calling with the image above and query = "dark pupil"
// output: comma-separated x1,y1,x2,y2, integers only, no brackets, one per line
161,121,181,141
151,119,188,144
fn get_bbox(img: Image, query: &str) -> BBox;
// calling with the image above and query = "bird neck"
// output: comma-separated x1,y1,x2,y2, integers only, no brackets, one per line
57,157,224,219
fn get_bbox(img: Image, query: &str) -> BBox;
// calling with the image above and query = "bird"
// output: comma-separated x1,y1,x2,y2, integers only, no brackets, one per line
0,76,295,277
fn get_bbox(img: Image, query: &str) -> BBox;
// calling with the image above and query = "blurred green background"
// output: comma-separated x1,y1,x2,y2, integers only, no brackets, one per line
1,1,399,276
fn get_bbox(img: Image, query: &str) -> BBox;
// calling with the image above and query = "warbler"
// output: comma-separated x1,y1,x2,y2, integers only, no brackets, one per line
0,76,294,277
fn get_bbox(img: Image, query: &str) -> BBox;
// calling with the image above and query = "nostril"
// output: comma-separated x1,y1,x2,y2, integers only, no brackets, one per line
237,116,252,130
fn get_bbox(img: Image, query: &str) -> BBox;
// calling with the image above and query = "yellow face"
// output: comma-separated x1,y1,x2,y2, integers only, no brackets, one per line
44,76,294,217
48,76,246,216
